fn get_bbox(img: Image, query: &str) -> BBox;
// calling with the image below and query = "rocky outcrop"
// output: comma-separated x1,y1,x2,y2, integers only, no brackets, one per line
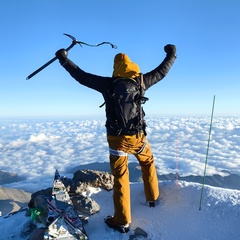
28,169,114,223
71,169,114,192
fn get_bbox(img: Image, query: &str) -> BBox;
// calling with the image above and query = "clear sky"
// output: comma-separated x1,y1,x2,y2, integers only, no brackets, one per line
1,0,240,118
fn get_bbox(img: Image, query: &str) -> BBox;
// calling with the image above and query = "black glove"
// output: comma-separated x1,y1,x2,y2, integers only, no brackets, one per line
164,44,176,55
55,49,68,65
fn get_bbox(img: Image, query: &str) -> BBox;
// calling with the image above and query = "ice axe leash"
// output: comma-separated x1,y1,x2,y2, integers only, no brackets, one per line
199,95,216,211
26,33,117,80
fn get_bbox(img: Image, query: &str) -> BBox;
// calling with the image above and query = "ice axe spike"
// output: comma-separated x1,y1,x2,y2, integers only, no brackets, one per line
26,34,79,80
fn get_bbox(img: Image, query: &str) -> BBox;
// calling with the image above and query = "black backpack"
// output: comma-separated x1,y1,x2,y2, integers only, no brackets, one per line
103,74,148,136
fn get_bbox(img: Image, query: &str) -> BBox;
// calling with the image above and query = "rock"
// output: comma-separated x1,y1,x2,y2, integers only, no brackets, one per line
60,176,73,192
71,169,114,193
28,188,52,224
28,170,113,223
72,195,100,215
27,227,45,240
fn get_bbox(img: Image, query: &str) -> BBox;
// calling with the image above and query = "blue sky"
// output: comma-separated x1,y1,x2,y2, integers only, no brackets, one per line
1,0,240,118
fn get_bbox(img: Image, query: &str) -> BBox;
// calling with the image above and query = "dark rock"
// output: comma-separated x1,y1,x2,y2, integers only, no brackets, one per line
72,169,114,193
28,188,52,224
72,195,100,215
27,227,45,240
28,170,113,224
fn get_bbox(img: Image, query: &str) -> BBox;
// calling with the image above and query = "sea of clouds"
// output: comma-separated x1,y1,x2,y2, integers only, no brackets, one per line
0,116,239,192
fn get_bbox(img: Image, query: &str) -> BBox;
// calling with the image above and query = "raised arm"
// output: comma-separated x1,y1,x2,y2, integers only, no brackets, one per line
143,44,177,90
55,49,111,93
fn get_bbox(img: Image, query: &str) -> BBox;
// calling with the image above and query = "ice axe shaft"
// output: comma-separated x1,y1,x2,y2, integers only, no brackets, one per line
26,38,76,80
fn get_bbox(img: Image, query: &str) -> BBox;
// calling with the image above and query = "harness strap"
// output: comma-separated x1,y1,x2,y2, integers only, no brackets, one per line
109,148,128,156
135,141,147,155
109,141,147,157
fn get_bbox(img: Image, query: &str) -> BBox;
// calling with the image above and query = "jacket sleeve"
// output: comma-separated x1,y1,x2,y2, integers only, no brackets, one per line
61,59,112,93
143,51,176,90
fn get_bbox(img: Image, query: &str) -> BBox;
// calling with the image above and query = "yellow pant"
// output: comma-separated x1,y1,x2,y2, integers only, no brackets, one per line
107,133,159,225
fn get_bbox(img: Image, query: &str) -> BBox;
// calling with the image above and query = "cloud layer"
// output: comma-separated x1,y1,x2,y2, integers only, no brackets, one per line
0,116,239,191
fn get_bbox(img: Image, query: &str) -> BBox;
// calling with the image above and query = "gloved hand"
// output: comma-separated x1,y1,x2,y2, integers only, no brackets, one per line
164,44,176,55
55,49,68,65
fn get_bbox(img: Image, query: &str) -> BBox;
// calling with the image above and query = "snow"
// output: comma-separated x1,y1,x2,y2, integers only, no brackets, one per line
0,181,239,239
0,116,240,239
87,181,240,240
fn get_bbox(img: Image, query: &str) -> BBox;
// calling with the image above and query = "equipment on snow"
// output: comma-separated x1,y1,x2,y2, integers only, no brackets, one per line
26,33,117,80
43,169,88,240
29,207,43,221
44,197,88,239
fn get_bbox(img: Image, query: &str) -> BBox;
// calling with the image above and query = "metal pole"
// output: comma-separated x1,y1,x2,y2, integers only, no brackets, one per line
199,95,216,210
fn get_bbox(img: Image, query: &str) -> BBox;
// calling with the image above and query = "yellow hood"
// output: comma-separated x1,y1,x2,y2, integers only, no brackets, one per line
113,53,140,78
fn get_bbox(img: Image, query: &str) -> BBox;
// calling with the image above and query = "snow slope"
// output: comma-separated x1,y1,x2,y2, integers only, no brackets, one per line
0,180,239,240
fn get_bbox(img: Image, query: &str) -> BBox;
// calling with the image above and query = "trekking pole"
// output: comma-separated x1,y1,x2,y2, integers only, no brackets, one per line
26,33,117,80
199,95,216,211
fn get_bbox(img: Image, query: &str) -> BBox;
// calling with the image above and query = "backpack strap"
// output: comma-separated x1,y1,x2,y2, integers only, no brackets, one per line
137,74,148,136
99,78,138,108
140,73,149,104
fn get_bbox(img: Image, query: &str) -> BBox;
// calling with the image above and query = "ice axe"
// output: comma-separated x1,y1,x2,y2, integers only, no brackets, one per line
26,33,117,80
